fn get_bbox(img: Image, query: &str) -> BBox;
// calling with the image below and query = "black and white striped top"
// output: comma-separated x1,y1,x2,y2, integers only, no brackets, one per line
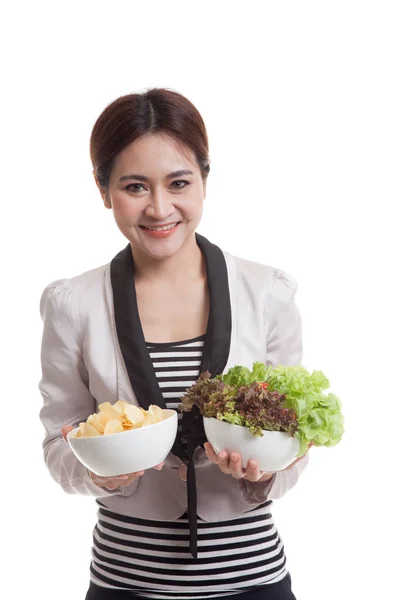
90,336,287,598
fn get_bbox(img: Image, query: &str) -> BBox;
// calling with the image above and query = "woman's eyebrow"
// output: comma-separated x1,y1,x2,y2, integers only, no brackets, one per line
119,170,194,182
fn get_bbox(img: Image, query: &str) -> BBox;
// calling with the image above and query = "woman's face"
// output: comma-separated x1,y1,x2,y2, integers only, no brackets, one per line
100,133,206,261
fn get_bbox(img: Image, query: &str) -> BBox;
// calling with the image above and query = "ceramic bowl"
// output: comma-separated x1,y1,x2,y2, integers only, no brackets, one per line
67,409,178,477
203,416,300,472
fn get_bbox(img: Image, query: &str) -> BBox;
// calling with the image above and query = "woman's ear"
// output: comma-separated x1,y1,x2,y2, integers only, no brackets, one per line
103,194,112,209
93,172,112,209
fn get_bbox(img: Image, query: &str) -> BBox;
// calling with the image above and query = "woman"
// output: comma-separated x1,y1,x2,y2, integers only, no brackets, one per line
39,88,310,600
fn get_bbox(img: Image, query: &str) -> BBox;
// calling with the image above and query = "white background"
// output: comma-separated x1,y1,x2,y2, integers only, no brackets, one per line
1,1,399,599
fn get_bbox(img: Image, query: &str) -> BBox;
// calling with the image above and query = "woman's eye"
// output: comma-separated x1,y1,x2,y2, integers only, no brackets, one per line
126,183,146,193
171,180,189,189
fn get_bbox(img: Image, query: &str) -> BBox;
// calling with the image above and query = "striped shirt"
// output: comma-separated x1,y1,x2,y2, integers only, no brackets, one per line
90,336,288,598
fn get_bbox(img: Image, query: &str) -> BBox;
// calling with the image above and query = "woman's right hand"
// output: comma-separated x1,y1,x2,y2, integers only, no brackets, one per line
61,425,164,491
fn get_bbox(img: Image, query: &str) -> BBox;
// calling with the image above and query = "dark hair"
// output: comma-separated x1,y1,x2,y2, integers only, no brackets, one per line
90,88,210,192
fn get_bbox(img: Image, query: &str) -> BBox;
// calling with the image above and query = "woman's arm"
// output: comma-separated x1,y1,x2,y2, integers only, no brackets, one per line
38,279,138,498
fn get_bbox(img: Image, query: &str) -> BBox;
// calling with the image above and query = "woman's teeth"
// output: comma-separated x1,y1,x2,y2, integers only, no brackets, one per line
142,223,178,231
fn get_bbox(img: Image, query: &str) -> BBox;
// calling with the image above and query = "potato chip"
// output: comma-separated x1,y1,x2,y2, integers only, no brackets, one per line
121,416,134,429
125,404,146,427
104,419,124,435
76,400,167,437
148,405,164,420
98,407,119,428
98,402,113,411
87,413,103,434
113,400,128,415
82,423,101,437
142,414,161,427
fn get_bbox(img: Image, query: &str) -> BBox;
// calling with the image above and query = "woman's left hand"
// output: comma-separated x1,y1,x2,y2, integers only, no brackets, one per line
204,441,313,483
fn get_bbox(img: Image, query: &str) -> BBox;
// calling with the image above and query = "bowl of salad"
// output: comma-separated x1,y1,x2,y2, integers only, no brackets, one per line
179,362,344,472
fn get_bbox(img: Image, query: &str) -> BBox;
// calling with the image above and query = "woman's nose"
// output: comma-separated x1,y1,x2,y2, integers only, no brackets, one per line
144,190,174,220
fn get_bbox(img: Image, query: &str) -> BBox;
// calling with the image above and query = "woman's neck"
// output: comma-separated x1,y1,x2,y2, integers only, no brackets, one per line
131,235,205,284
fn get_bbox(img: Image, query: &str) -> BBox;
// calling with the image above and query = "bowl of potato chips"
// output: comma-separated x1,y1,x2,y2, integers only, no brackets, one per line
67,400,178,477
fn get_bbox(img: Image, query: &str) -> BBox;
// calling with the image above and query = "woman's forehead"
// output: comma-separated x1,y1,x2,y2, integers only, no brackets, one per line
112,134,198,178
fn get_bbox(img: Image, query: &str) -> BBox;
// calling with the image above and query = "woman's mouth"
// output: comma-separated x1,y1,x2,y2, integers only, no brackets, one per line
139,222,181,238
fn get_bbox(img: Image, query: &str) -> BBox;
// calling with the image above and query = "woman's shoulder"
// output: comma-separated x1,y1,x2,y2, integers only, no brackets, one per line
224,250,299,301
39,263,108,319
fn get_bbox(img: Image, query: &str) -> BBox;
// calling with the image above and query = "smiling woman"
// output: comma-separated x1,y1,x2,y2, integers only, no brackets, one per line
95,132,206,262
90,91,210,266
39,88,307,600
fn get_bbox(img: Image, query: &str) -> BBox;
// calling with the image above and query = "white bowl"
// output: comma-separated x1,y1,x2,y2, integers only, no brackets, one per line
67,409,178,477
203,416,300,472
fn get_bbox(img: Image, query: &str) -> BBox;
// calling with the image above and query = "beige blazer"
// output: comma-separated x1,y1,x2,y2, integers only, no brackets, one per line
38,235,309,522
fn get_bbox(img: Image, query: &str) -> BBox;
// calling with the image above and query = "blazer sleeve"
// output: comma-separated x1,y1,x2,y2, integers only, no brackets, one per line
239,268,309,504
38,279,138,497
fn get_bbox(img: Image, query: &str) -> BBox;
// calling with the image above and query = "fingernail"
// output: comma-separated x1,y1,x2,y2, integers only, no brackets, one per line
218,453,226,461
231,454,239,463
119,475,129,479
249,461,257,470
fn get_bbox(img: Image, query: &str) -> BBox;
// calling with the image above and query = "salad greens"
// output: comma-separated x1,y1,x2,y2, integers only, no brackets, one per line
180,372,298,438
179,362,344,457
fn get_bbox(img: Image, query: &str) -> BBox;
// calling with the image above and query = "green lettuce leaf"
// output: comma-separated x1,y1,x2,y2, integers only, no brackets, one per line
250,361,270,382
266,364,344,454
218,365,252,387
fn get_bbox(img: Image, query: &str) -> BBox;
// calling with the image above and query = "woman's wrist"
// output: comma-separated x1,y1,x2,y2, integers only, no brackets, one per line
87,468,118,490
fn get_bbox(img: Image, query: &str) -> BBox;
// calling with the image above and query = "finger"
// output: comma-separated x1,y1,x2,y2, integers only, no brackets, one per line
97,472,144,488
61,425,74,441
91,474,113,486
204,442,219,464
229,453,245,479
104,480,121,490
217,451,232,475
153,462,164,471
243,459,261,482
119,472,145,479
106,473,143,489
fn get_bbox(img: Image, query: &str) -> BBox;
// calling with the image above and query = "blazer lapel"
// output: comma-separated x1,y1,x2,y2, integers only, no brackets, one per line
110,244,167,411
195,233,232,380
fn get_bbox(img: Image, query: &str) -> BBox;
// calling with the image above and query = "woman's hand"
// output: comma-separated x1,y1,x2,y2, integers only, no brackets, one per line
61,425,164,491
204,441,313,483
87,470,148,490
